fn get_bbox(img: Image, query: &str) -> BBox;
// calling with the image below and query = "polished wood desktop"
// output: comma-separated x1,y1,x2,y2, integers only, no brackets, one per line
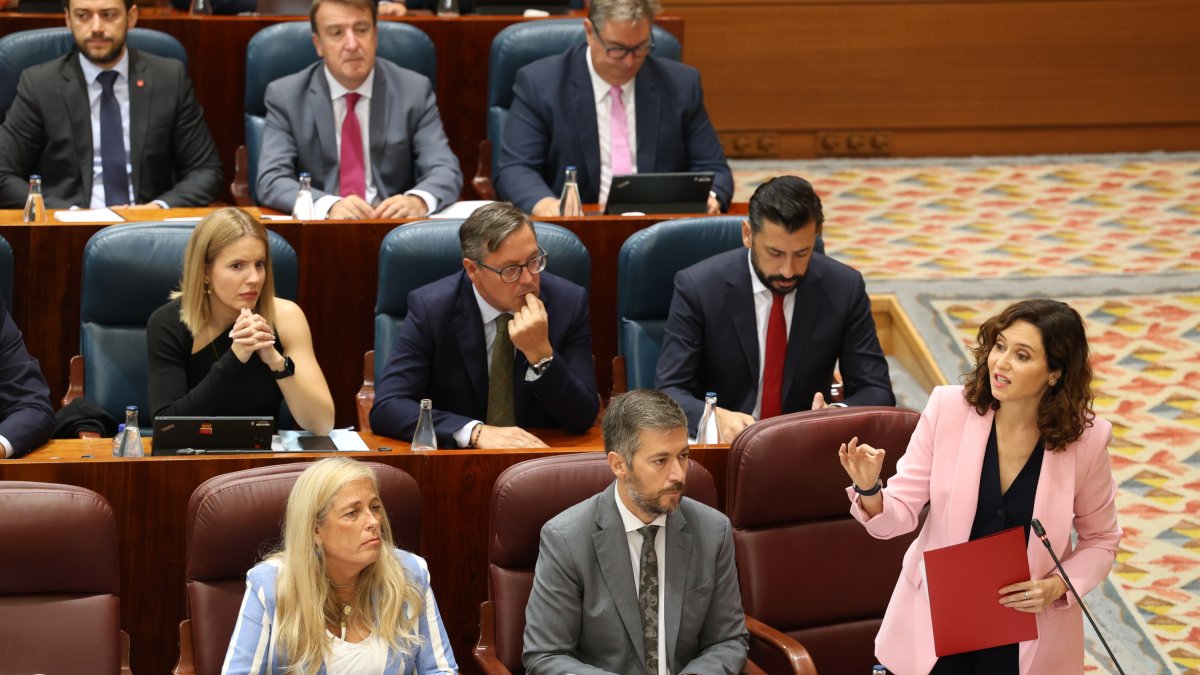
4,432,731,675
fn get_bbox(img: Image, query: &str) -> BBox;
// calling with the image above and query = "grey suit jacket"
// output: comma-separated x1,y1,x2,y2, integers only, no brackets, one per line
256,59,462,212
523,483,748,675
0,49,222,209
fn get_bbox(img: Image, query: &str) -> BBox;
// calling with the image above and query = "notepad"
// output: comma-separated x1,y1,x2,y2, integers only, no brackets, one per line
54,208,124,223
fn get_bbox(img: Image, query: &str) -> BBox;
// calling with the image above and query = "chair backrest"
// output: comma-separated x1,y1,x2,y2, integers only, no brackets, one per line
184,461,421,675
726,406,921,674
0,234,12,308
81,222,297,427
485,453,717,674
486,18,680,177
243,20,437,203
373,219,590,382
0,27,187,123
0,481,121,675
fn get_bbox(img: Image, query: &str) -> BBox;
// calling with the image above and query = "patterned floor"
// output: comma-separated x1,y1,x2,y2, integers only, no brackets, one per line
731,154,1200,673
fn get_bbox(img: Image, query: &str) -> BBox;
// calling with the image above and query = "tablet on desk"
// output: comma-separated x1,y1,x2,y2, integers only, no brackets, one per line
152,416,275,456
605,172,714,215
255,0,310,15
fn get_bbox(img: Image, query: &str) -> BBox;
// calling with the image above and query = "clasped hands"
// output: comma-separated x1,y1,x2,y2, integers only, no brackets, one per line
228,307,285,370
474,293,553,449
329,194,427,220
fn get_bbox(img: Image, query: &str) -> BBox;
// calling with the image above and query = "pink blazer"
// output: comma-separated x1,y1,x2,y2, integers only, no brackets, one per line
849,385,1122,675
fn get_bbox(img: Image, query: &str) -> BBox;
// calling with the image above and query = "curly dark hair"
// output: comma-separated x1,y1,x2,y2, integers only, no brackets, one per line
962,299,1095,451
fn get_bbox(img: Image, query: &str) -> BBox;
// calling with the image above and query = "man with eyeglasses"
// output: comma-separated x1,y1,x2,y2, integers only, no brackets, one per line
495,0,732,217
370,202,599,448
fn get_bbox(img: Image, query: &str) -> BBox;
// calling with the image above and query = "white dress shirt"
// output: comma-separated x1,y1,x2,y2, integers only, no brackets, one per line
748,249,796,419
614,488,667,675
81,52,134,209
585,48,637,207
325,630,388,675
0,435,13,459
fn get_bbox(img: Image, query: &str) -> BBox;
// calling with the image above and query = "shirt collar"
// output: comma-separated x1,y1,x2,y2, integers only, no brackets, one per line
613,482,668,533
79,48,130,87
471,283,506,326
325,65,375,102
585,45,635,106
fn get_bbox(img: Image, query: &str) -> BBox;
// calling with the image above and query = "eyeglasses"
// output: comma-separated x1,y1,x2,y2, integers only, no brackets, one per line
476,248,549,283
590,20,655,60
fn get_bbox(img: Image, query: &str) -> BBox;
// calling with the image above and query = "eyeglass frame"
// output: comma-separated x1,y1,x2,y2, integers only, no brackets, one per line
474,247,549,283
588,19,656,60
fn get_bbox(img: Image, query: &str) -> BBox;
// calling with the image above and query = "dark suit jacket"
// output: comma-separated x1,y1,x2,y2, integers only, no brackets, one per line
496,43,733,213
523,482,748,675
655,248,895,435
369,271,598,446
256,59,462,213
0,295,54,458
0,49,222,209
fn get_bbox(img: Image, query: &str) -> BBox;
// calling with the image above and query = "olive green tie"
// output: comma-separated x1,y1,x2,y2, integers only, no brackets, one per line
486,314,515,426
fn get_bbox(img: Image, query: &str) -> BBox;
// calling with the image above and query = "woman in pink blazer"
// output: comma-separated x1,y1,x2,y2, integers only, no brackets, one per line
839,299,1122,674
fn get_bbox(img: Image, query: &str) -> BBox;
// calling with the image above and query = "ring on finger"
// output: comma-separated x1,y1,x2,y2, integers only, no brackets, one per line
1024,592,1030,601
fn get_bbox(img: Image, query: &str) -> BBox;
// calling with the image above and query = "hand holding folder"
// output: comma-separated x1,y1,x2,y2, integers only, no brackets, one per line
923,526,1038,656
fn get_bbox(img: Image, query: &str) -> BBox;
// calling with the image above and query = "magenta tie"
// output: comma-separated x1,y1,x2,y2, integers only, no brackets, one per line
339,92,366,200
609,85,633,177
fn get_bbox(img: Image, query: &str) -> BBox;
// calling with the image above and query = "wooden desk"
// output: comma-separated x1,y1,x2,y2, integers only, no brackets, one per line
4,434,730,675
0,10,684,201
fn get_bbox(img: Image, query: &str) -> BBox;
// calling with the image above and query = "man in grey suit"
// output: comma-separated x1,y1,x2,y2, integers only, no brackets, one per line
255,0,461,220
523,389,748,675
0,0,222,209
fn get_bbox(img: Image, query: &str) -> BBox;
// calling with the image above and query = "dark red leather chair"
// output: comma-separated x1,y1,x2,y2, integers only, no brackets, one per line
174,462,421,675
0,481,130,674
727,406,922,674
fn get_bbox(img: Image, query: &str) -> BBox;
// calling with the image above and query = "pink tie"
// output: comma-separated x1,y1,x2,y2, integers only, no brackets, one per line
339,92,366,200
609,85,633,177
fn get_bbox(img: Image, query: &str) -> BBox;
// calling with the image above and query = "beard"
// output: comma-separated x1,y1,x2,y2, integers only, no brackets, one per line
625,471,685,518
82,34,125,66
750,251,802,295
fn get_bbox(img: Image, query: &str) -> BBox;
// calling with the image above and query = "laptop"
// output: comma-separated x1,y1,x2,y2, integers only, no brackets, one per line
472,0,571,15
605,171,715,215
255,0,311,15
152,416,276,456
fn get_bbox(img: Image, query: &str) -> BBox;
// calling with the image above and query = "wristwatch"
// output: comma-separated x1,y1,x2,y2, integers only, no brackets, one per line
531,355,554,376
272,356,295,380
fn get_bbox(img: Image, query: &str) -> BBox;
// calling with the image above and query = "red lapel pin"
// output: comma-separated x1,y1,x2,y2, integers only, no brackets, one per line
137,79,145,88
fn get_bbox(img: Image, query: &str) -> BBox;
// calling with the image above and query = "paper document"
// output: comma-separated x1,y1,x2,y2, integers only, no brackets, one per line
54,208,124,223
429,200,494,219
272,428,370,452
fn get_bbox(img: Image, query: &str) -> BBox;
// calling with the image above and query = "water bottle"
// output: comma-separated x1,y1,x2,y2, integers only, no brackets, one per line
189,0,213,15
23,175,46,223
292,172,314,220
436,0,459,16
873,666,888,675
411,399,437,452
118,406,144,458
559,166,583,217
111,424,126,457
695,392,722,445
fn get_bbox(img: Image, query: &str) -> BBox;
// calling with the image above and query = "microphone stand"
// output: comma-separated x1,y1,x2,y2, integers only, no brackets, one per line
1030,518,1125,675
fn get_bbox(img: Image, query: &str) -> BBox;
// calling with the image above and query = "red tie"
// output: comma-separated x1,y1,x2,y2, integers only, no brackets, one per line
761,292,787,419
339,92,366,200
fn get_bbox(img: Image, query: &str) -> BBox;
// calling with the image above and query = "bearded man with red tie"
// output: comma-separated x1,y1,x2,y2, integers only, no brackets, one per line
255,0,461,220
655,175,895,442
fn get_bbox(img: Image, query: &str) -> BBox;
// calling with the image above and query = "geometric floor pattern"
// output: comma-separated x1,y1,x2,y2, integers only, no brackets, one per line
732,153,1200,673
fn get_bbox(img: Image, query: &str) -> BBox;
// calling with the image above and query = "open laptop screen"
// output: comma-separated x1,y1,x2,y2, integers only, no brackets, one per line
152,416,275,456
605,171,714,215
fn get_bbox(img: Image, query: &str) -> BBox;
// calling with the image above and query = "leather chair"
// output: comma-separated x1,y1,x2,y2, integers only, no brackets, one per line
726,406,923,674
615,216,826,392
235,21,437,205
0,27,187,123
0,481,130,675
356,219,591,431
175,461,422,675
0,234,11,308
67,222,298,430
474,452,720,675
473,18,681,198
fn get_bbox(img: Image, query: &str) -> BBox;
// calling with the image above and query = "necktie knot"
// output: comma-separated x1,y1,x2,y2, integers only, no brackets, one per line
495,313,511,331
638,524,659,542
609,84,623,104
97,70,119,92
344,91,361,110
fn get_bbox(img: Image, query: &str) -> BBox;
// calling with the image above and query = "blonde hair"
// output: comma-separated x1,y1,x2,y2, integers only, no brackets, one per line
171,207,277,335
269,458,424,675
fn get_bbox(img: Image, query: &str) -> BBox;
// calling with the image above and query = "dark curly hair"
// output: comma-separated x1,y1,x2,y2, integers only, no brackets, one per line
962,299,1094,451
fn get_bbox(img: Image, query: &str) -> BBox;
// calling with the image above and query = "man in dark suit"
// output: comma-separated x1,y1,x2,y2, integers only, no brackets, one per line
0,294,54,459
495,0,732,217
523,389,748,674
370,202,598,448
255,0,461,220
655,175,895,442
0,0,222,209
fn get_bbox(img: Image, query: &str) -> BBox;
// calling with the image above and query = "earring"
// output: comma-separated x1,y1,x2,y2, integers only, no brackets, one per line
204,281,212,295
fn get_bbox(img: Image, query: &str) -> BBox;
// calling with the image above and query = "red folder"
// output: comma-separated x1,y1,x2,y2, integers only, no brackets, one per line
923,526,1038,656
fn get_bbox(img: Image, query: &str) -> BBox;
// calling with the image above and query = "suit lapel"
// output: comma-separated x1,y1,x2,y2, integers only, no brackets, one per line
1028,442,1074,576
633,70,659,172
782,264,822,399
127,50,149,203
62,55,93,200
663,507,691,674
567,47,601,192
592,485,647,666
368,70,387,198
452,274,488,412
724,254,759,398
310,68,339,190
948,407,994,544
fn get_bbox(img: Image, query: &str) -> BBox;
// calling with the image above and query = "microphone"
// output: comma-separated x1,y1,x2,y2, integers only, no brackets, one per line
1030,518,1125,675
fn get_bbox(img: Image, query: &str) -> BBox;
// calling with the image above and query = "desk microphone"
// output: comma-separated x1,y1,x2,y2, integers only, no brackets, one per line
1030,518,1125,675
